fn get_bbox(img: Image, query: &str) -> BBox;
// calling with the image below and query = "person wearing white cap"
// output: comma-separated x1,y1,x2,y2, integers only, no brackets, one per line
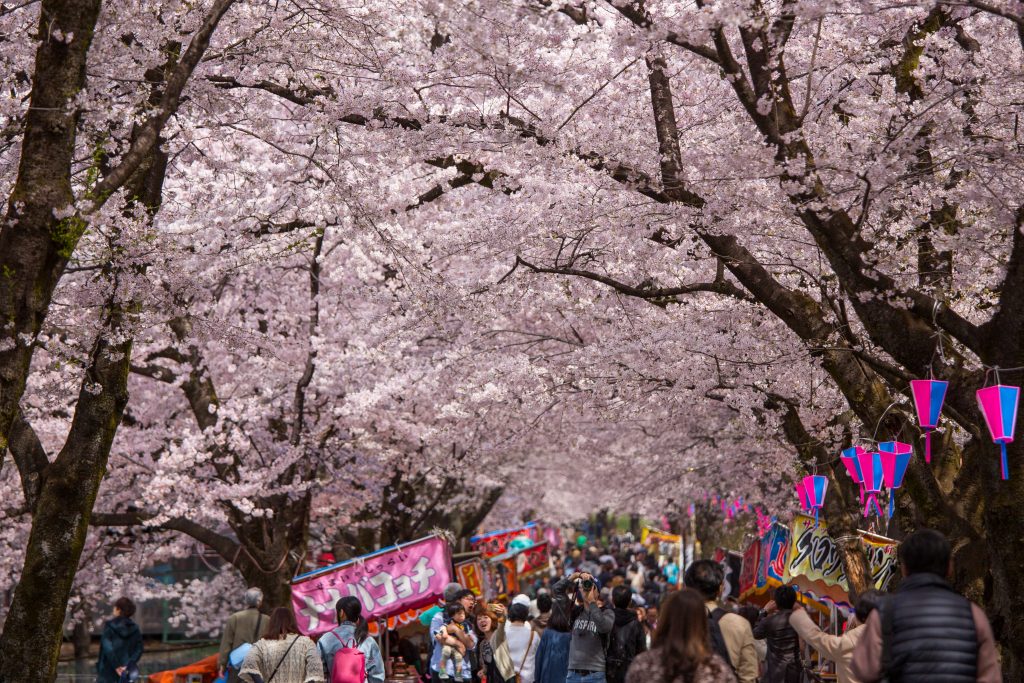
505,601,538,683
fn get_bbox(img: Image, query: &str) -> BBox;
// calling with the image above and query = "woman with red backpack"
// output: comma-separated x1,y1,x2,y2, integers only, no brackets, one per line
317,596,386,683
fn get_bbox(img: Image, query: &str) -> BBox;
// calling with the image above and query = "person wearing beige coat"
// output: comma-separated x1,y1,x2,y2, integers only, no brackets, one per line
788,591,882,683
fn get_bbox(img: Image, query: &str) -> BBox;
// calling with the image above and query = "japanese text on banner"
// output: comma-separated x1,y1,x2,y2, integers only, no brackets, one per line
291,535,452,636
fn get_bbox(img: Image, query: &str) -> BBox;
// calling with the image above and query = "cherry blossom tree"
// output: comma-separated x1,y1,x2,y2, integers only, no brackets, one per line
3,0,1024,678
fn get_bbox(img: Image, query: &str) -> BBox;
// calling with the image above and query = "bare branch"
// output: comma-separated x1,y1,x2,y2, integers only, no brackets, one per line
510,255,751,304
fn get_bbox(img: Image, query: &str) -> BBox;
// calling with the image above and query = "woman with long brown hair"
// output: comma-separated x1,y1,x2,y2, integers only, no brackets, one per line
625,590,736,683
239,606,324,683
473,602,516,683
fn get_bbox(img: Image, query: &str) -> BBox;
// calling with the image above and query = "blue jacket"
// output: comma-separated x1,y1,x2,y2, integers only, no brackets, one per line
317,622,385,683
533,628,571,683
97,617,143,683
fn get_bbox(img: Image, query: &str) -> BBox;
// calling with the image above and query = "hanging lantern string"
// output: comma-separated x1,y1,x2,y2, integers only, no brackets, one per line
929,300,947,379
981,364,1024,385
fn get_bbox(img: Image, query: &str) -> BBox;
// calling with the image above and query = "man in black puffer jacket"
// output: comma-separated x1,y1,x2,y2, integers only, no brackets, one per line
851,528,1001,682
605,586,646,683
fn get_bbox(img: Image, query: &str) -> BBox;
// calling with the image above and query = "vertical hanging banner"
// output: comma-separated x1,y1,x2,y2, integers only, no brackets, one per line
738,538,761,600
760,523,791,588
455,558,487,597
739,521,790,604
291,535,452,636
470,523,538,558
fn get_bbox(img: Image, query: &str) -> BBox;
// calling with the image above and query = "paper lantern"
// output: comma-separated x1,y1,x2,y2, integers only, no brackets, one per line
857,450,884,517
801,474,829,525
977,385,1021,480
795,480,810,511
840,445,866,504
879,441,913,517
911,379,948,463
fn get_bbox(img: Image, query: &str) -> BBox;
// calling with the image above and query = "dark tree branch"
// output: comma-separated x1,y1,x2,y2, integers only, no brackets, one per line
7,409,49,512
92,0,238,201
507,254,752,304
609,1,719,61
91,511,241,564
206,74,332,105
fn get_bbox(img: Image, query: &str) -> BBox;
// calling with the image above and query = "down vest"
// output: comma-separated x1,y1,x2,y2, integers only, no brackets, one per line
882,573,977,683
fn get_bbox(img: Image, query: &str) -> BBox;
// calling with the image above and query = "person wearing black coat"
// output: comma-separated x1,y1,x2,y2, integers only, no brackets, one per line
97,597,144,683
753,586,801,683
606,586,647,683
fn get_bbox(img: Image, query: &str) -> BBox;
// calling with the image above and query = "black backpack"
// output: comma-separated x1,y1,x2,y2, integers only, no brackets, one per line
605,620,641,682
708,608,735,673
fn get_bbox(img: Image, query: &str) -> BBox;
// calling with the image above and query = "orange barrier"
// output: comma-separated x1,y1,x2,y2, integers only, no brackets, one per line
146,653,220,683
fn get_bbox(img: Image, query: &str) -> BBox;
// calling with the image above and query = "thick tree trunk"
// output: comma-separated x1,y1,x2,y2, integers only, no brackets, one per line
0,0,102,462
231,493,312,609
0,331,132,682
975,439,1024,678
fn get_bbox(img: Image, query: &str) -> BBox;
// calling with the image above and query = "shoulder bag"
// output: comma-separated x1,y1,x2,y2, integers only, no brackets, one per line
514,628,535,683
229,613,264,670
266,635,299,683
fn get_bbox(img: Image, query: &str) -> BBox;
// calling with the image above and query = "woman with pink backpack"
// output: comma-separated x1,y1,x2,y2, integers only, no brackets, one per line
317,597,386,683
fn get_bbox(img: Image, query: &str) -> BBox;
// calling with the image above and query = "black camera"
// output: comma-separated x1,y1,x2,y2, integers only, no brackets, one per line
577,578,595,592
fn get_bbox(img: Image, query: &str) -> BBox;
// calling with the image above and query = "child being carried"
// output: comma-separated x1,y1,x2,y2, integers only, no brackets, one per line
435,602,470,681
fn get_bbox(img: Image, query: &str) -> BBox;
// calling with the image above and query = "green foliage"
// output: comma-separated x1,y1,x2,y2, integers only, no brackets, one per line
50,215,87,259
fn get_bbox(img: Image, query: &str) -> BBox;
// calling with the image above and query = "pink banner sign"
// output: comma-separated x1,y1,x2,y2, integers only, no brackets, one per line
291,535,452,636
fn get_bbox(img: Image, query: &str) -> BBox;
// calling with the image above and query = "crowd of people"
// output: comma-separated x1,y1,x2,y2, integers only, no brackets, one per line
94,527,1001,683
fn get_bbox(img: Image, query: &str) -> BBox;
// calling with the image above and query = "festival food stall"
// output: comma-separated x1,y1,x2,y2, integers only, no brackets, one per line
487,540,551,599
291,534,454,682
640,525,684,584
469,523,542,600
739,515,898,613
470,522,539,557
739,515,899,682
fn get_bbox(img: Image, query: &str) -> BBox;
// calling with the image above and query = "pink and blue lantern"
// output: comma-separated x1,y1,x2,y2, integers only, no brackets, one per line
977,385,1021,480
911,379,948,463
840,445,866,503
801,474,829,525
879,441,913,517
856,450,885,517
795,480,810,512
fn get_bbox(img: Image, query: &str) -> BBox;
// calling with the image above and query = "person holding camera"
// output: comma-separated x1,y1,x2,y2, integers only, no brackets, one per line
551,571,614,683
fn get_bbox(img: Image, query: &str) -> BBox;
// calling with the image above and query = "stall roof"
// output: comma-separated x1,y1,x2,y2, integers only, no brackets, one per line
292,533,441,584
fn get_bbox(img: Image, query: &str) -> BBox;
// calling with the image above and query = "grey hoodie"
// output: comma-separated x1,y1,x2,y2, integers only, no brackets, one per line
553,578,614,672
